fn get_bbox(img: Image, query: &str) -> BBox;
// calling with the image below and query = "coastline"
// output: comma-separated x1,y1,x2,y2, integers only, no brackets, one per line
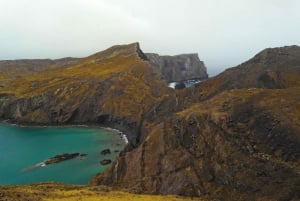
0,121,129,145
0,121,128,185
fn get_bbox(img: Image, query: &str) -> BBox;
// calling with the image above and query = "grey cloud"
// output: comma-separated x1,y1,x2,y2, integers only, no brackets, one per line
0,0,299,76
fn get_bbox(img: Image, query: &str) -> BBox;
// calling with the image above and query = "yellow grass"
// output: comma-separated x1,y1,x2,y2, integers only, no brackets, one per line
0,183,202,201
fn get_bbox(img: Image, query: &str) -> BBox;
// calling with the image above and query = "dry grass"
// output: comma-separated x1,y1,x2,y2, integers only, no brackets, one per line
0,55,143,97
0,183,202,201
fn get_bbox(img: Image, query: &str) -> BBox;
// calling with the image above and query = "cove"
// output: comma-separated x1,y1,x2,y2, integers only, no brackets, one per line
0,123,126,185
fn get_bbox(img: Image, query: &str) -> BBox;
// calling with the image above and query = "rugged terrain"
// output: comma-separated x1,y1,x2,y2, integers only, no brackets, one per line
91,45,300,201
0,43,299,200
146,53,208,82
0,43,174,146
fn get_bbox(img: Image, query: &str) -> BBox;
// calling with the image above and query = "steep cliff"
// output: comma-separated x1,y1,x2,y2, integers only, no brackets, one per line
0,43,175,146
145,53,208,82
91,46,300,201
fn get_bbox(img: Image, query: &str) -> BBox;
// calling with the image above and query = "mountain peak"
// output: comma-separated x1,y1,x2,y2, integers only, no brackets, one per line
85,42,147,64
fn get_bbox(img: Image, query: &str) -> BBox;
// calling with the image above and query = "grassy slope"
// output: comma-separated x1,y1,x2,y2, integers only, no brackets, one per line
0,43,172,125
93,46,300,200
1,50,144,97
0,183,201,201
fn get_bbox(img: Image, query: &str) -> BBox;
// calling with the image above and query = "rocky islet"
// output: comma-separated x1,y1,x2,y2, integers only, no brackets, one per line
43,153,80,165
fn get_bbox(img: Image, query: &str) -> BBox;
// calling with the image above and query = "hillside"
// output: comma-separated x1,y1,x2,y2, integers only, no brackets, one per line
0,44,299,200
0,43,175,146
0,58,79,78
183,45,300,100
91,45,300,201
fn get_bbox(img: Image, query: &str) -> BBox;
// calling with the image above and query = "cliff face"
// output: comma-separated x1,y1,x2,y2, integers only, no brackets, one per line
145,53,208,82
0,43,175,146
1,44,300,201
91,46,300,201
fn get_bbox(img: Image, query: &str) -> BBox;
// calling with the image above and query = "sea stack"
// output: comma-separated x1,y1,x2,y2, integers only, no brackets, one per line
145,53,208,82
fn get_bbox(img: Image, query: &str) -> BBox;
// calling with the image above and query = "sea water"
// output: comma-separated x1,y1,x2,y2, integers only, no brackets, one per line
0,123,126,185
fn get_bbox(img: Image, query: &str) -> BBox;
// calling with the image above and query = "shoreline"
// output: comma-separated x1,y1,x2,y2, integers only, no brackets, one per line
1,121,128,185
0,121,129,145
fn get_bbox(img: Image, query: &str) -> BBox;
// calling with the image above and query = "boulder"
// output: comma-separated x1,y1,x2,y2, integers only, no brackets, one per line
100,159,112,165
174,82,186,90
100,149,111,155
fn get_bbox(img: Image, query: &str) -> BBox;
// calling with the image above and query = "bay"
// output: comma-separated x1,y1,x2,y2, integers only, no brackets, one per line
0,123,126,185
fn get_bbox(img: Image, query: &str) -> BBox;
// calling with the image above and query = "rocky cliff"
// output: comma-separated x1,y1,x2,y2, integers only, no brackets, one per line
1,44,299,201
91,45,300,201
145,53,208,82
0,43,175,146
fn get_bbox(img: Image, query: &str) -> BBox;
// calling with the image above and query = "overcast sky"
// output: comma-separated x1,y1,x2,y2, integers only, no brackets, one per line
0,0,299,76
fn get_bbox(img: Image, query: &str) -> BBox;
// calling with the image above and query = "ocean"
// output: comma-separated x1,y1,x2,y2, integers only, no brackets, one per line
0,123,126,184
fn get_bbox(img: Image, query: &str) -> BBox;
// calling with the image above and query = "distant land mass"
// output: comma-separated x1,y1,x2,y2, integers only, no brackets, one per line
145,53,208,82
0,49,208,84
0,57,79,77
0,43,299,201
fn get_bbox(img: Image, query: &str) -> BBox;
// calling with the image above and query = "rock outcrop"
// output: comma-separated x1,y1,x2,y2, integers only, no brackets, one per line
1,44,300,201
44,153,80,165
101,149,111,155
145,53,208,82
100,159,112,165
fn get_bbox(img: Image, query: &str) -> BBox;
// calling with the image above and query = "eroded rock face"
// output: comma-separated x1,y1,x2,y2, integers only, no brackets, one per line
90,46,300,201
145,53,208,82
91,88,300,200
0,42,175,147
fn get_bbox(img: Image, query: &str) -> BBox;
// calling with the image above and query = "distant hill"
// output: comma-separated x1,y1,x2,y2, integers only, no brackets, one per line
0,57,79,77
145,53,208,82
187,45,300,99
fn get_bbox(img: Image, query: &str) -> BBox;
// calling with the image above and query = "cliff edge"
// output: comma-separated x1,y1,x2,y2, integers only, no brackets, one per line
0,42,175,146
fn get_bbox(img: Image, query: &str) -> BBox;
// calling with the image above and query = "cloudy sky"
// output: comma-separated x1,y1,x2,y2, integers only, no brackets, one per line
0,0,299,75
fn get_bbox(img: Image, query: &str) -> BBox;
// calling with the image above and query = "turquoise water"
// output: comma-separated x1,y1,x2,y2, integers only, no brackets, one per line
0,123,126,185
